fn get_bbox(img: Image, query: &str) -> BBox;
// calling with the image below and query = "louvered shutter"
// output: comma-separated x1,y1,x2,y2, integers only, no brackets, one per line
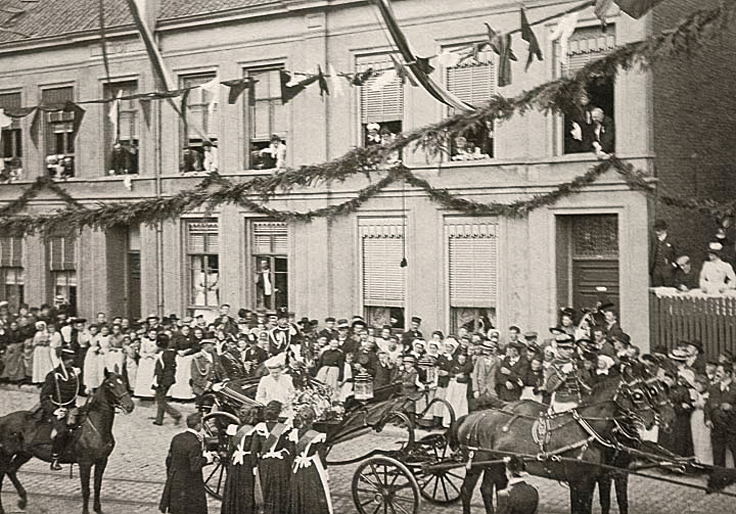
559,27,617,75
358,55,404,124
0,93,21,129
446,61,495,108
0,237,12,267
253,221,288,254
62,235,76,270
187,221,218,254
49,236,75,271
447,220,498,307
360,220,406,308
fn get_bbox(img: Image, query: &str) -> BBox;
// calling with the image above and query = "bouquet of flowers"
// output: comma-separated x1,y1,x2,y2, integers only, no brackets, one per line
289,364,344,422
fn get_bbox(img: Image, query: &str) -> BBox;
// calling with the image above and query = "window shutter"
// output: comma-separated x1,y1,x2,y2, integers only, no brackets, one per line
11,237,22,267
0,237,11,267
446,61,495,108
447,220,498,307
0,93,21,129
253,221,288,254
561,27,616,75
360,219,406,308
62,235,76,270
181,74,218,139
358,55,404,124
49,236,64,271
187,221,218,254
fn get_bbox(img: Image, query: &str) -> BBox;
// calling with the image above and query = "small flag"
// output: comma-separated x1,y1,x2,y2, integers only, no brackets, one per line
615,0,669,19
200,76,220,117
280,70,319,104
317,65,329,97
390,54,417,87
370,70,398,92
222,78,253,104
351,68,374,86
436,50,462,68
0,109,11,129
520,8,543,71
550,13,579,70
484,23,517,62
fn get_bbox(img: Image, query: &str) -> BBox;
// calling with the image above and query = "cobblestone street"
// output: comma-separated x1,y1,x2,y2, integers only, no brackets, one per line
1,385,735,514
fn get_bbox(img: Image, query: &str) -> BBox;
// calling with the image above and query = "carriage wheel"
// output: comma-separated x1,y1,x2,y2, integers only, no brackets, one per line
415,434,464,504
201,411,240,500
352,456,421,514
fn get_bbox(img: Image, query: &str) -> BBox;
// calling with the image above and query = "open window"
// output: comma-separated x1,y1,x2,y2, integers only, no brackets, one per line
42,87,76,179
180,73,219,172
0,92,22,182
357,54,403,150
104,81,139,175
245,67,287,171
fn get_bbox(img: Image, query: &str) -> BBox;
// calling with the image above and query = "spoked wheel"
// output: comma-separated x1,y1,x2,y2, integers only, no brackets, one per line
415,434,465,504
201,411,240,500
352,456,421,514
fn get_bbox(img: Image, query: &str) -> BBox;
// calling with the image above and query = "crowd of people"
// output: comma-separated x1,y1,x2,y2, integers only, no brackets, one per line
651,218,736,293
3,296,735,514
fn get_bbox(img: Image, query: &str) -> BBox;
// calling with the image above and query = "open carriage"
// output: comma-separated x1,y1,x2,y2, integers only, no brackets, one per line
199,375,464,514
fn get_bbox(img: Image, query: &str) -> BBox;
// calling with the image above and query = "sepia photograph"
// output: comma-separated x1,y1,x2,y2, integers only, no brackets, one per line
0,0,735,512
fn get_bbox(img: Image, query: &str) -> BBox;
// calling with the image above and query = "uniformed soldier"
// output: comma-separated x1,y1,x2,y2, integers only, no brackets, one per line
544,334,591,412
401,316,424,347
40,346,80,470
267,311,296,356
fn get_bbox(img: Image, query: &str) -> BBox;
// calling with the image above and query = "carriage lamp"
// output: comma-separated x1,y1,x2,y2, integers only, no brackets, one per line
418,358,437,384
354,372,374,401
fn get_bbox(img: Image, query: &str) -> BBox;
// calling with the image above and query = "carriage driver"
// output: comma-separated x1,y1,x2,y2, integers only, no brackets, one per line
543,334,592,413
40,346,80,471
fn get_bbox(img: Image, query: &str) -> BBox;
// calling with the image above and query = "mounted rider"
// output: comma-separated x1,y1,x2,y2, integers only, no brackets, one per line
544,333,592,413
40,346,80,471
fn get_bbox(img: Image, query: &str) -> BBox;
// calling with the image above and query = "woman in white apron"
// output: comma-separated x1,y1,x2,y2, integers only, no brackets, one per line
133,329,158,398
31,321,52,384
83,325,102,391
170,328,197,400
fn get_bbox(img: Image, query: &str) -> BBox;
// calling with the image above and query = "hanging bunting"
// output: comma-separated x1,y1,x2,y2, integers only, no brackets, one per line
615,0,669,19
520,8,543,71
222,78,255,104
550,12,579,70
317,65,329,97
124,0,176,90
108,89,122,142
373,0,474,112
370,69,397,92
390,54,418,86
350,68,375,86
0,109,12,129
280,70,319,104
200,76,220,117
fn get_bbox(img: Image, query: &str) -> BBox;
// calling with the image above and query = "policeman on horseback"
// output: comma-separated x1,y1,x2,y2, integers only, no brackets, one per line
40,346,80,470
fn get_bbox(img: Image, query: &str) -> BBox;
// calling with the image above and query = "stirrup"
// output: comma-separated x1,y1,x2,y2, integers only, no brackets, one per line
50,458,62,471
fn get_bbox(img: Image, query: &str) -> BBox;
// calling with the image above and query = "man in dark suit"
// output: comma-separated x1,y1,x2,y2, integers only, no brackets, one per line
401,316,424,347
496,341,527,402
159,412,213,514
190,336,226,402
705,362,736,468
242,333,268,377
592,106,615,156
153,333,181,426
650,219,678,287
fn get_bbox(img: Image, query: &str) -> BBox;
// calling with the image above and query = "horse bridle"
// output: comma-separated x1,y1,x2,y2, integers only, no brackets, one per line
103,377,133,413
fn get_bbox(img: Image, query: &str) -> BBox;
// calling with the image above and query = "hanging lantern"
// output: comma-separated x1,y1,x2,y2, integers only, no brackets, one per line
354,372,374,401
418,357,437,385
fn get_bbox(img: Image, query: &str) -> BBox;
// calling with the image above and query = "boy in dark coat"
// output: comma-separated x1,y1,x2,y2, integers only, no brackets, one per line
153,334,181,426
159,412,214,514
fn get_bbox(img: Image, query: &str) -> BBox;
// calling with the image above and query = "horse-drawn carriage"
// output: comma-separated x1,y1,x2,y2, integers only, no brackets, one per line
199,375,463,514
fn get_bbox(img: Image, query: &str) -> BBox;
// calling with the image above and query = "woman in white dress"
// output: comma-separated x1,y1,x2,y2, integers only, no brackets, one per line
691,375,713,465
83,325,102,391
133,328,158,398
31,321,53,384
47,324,63,370
443,351,473,427
170,326,197,400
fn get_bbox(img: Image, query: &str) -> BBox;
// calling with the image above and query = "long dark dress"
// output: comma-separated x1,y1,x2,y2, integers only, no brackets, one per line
658,383,694,457
252,421,292,514
288,427,332,514
0,336,25,382
221,424,257,514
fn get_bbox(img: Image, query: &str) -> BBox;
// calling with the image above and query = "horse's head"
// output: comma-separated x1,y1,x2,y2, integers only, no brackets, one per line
644,377,676,431
615,379,659,430
100,370,135,414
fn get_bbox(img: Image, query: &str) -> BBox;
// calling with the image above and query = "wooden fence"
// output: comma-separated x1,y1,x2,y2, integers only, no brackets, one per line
650,290,736,360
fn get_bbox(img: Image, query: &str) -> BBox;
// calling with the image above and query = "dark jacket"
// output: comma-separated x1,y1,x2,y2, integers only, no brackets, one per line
496,356,528,402
159,430,208,514
154,348,177,391
706,381,736,433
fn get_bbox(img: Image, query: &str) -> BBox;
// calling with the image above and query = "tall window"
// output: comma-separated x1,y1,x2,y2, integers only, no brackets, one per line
0,92,22,182
446,218,498,333
445,47,495,160
42,86,76,178
360,218,406,329
0,235,23,311
245,67,287,170
104,81,139,175
186,220,219,308
180,73,218,172
556,26,616,155
251,220,288,310
48,234,77,314
357,54,403,147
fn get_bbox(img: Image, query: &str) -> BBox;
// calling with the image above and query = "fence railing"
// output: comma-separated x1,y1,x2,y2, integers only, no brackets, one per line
649,289,736,360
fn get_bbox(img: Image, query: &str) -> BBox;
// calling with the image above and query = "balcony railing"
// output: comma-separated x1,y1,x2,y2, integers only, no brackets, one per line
650,288,736,360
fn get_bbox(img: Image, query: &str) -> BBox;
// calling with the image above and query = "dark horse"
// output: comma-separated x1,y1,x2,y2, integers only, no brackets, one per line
0,371,135,514
452,376,675,514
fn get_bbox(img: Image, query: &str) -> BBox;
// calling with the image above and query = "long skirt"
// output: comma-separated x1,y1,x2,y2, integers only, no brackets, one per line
125,357,138,391
691,409,713,465
83,348,102,391
259,457,291,514
31,345,53,383
339,381,353,403
288,459,332,514
134,356,156,398
171,354,195,400
221,457,256,514
102,349,125,375
315,366,340,400
0,342,25,381
427,386,447,419
444,379,468,427
22,338,33,379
